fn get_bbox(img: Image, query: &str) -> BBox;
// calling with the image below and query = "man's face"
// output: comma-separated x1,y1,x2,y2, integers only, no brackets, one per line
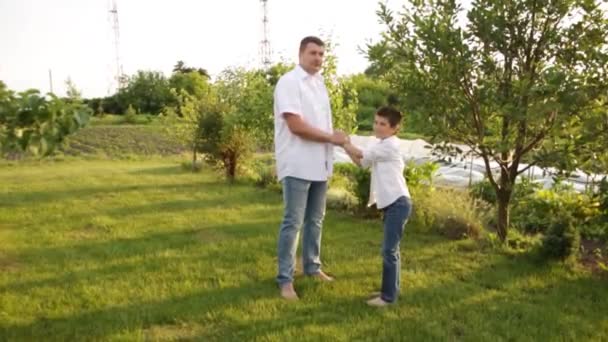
299,43,325,74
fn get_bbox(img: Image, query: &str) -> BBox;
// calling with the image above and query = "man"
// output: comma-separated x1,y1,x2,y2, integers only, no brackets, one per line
273,36,348,300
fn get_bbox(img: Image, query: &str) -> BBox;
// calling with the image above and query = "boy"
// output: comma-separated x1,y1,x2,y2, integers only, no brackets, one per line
343,106,412,307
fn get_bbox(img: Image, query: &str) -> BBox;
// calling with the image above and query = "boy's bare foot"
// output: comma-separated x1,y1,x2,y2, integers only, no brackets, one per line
367,296,391,307
309,271,334,282
280,283,299,300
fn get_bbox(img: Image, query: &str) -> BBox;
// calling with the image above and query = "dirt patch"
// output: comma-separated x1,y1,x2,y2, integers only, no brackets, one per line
580,239,608,275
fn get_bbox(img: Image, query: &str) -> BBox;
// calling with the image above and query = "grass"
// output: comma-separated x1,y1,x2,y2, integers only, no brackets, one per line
1,158,607,341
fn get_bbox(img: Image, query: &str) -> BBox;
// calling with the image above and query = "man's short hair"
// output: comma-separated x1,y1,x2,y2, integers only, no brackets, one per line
299,36,325,53
376,106,403,128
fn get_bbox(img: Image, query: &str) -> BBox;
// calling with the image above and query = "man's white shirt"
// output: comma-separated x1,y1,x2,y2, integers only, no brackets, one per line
273,65,333,182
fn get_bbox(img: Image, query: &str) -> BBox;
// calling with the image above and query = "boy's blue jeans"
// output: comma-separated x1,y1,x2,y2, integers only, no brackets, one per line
276,177,327,285
380,196,412,303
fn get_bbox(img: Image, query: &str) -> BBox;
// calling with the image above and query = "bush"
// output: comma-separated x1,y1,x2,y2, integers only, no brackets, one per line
326,187,358,211
470,177,542,205
511,186,600,236
404,161,439,188
411,187,488,240
198,103,254,182
333,163,371,210
541,213,581,261
248,156,281,192
181,160,203,173
124,105,138,124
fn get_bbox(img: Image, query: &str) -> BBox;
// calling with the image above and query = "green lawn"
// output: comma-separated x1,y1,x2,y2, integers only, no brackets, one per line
1,159,607,341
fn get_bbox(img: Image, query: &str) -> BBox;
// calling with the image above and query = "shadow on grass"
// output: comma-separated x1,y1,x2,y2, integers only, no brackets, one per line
2,231,607,340
0,279,278,341
349,252,608,341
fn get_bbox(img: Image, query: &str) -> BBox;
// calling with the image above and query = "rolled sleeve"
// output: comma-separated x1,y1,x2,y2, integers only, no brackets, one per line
274,77,302,118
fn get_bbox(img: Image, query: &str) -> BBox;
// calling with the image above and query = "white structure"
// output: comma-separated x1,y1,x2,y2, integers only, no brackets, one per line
335,135,604,192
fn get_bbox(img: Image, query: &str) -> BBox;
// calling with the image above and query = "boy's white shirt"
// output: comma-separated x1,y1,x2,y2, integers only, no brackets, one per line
361,135,411,209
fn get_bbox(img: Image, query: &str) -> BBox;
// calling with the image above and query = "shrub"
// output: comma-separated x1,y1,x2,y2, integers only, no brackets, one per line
541,213,581,261
511,187,600,236
410,187,488,240
124,105,138,124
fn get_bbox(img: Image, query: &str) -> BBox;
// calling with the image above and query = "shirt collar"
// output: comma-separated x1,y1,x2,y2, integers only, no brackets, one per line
380,135,398,143
295,64,323,81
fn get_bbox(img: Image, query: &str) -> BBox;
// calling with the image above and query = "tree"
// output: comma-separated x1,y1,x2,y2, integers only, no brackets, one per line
121,70,173,115
347,74,397,131
173,60,210,79
369,0,608,241
215,67,274,150
0,81,91,157
65,77,82,101
169,70,210,99
323,42,359,134
160,83,215,166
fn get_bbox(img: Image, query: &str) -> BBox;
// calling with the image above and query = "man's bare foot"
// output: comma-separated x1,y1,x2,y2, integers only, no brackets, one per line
309,271,334,282
367,296,391,307
280,283,299,300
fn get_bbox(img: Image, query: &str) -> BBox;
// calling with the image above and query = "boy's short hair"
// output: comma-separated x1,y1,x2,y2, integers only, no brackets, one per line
376,106,403,128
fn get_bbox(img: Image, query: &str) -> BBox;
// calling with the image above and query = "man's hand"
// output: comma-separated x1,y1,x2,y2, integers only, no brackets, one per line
330,131,349,146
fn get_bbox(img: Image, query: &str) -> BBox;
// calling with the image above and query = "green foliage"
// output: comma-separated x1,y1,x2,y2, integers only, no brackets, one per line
215,67,274,150
471,177,542,205
411,186,488,240
0,81,91,157
346,74,394,131
323,42,359,134
172,60,210,79
404,161,439,189
169,71,210,99
333,163,372,211
123,105,138,124
121,70,174,115
541,213,581,261
196,100,254,182
511,185,602,238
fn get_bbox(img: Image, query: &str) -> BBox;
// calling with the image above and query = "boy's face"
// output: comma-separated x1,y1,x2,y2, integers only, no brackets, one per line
373,114,398,139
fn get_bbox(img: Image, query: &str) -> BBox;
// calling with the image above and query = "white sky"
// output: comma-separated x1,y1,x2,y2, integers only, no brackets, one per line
0,0,400,98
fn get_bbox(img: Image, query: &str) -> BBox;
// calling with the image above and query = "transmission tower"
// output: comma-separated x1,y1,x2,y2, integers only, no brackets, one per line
109,0,125,93
260,0,272,68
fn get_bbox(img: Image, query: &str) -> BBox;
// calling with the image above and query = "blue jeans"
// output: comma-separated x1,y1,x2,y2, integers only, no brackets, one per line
380,196,412,303
277,177,327,285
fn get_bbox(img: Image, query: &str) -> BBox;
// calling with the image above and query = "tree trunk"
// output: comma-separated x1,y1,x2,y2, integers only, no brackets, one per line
496,172,513,242
190,143,201,172
496,193,510,242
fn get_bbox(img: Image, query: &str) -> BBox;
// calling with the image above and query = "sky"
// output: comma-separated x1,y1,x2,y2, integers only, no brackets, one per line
0,0,401,98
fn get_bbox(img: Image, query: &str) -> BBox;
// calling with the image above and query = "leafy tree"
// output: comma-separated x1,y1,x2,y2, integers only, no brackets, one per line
0,81,91,157
368,0,608,241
